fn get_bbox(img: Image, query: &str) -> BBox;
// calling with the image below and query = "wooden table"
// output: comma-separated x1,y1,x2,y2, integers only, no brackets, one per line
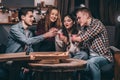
0,52,69,80
29,59,87,80
0,52,69,62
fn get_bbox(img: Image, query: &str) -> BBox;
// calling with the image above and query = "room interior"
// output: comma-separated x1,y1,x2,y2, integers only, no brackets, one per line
0,0,120,49
0,0,120,80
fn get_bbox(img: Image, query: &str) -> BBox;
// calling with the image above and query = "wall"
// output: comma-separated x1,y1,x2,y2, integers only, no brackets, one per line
0,24,10,45
2,0,34,8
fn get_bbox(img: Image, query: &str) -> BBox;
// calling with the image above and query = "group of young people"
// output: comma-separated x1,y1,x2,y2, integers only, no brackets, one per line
0,6,113,80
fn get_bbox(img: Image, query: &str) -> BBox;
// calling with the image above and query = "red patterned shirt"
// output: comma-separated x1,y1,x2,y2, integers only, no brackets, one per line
79,18,113,62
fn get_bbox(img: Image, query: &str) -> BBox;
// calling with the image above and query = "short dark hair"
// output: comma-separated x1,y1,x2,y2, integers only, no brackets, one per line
75,7,92,17
18,7,33,21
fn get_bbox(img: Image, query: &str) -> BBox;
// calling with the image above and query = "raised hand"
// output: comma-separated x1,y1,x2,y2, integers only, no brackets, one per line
58,32,68,43
43,28,58,38
71,34,81,42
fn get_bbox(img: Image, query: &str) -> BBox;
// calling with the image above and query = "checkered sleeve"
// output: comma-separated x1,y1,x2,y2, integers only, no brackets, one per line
80,20,104,42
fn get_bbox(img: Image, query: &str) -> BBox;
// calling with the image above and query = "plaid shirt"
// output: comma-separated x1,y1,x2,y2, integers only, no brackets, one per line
79,18,113,62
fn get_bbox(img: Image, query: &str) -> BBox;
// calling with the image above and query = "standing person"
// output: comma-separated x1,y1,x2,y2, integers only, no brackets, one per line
36,7,62,51
55,13,88,60
71,7,113,80
5,7,58,80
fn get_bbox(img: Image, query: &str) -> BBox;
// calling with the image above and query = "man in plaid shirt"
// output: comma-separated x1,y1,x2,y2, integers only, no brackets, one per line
71,7,113,80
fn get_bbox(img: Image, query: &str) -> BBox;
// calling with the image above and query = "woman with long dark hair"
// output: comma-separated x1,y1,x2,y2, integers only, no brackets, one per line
55,13,78,55
56,13,89,60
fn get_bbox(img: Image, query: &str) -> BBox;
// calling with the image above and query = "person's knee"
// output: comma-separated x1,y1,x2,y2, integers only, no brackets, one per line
88,56,107,65
88,58,97,64
74,51,89,60
81,51,89,60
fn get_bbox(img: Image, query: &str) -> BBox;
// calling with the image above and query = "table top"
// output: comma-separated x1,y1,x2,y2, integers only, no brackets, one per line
0,52,30,62
29,59,87,72
0,52,69,62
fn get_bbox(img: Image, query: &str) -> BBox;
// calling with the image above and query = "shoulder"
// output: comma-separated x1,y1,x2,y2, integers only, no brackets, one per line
36,19,45,29
10,22,23,31
93,18,103,25
91,18,104,28
37,19,45,25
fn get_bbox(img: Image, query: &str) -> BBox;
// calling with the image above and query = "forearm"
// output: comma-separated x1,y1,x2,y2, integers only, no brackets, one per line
80,22,103,41
10,30,44,45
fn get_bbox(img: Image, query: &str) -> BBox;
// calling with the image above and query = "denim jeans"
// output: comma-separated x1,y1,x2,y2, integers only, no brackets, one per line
71,51,89,60
83,56,110,80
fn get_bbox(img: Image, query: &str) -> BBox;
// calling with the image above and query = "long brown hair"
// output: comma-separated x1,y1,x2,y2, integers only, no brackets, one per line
45,7,62,31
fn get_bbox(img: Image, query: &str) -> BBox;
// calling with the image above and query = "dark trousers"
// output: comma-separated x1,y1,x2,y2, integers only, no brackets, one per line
0,63,9,80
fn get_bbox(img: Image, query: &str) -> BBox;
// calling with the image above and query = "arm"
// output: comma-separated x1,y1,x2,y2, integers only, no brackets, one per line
10,27,44,45
72,20,104,42
10,26,57,45
55,34,65,51
80,20,104,42
55,30,69,51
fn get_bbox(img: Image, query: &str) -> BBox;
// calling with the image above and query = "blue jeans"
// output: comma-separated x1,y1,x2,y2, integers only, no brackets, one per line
83,56,110,80
71,51,89,60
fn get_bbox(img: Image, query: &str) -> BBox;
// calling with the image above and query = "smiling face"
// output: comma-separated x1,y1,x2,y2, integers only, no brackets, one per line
49,9,58,22
22,11,34,26
64,16,74,30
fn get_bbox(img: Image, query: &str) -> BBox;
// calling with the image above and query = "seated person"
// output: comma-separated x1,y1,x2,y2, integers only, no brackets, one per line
71,7,113,80
55,13,88,60
36,7,62,51
5,7,58,80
